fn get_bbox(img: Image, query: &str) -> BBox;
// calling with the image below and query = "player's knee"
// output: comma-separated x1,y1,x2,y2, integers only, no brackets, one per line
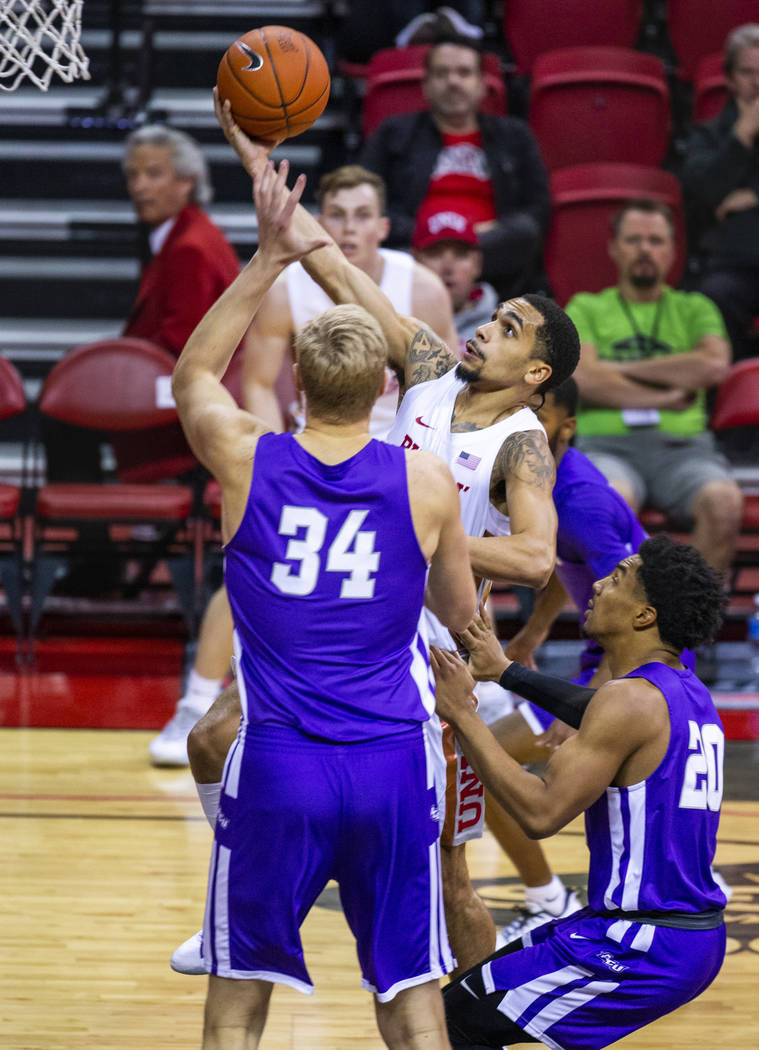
187,688,240,782
691,480,744,531
610,478,639,511
187,718,219,781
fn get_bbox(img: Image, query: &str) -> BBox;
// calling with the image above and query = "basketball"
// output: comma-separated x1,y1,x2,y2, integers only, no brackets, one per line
216,25,330,142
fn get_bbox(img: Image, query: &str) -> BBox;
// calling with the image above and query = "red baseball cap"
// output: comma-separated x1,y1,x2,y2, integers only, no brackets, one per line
412,208,479,251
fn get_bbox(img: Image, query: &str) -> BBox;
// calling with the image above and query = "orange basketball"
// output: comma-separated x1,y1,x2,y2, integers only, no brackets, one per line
217,25,330,142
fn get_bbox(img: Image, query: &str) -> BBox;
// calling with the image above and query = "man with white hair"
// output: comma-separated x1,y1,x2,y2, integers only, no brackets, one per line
121,123,240,356
44,125,240,488
114,124,241,482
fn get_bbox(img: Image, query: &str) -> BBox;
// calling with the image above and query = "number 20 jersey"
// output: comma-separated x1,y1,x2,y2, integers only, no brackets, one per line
585,661,726,914
224,433,434,742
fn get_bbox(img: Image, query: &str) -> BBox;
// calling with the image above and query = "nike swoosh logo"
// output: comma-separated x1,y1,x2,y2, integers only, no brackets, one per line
459,977,478,999
415,415,435,429
569,932,588,940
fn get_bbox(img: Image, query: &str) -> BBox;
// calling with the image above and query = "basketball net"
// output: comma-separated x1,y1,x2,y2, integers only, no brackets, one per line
0,0,90,92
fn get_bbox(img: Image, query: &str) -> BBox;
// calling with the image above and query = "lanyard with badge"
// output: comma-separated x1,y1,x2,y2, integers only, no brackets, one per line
617,293,665,427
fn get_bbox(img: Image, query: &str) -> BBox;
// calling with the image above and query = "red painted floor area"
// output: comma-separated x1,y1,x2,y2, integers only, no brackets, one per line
0,636,183,729
1,633,758,738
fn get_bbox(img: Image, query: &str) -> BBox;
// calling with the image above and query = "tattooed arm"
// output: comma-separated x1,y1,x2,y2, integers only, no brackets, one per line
467,429,557,588
404,325,459,389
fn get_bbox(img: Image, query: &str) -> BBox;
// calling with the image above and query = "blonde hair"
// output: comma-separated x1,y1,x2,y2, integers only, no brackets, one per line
295,305,387,423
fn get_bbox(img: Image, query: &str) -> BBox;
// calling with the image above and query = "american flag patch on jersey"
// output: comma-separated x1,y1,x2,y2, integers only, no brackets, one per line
456,451,481,471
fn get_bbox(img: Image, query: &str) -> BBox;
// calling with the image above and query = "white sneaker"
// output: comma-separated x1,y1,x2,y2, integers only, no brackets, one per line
170,930,206,975
149,701,201,767
496,887,582,949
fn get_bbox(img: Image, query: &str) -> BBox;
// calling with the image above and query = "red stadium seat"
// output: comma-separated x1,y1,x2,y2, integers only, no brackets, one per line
529,46,671,170
545,163,686,306
29,338,198,642
362,45,506,138
668,0,759,80
503,0,642,75
0,356,27,647
693,51,729,122
711,358,759,431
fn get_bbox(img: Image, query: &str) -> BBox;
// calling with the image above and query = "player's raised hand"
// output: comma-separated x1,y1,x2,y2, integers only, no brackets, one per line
457,604,511,682
430,647,477,726
213,87,282,176
253,158,328,267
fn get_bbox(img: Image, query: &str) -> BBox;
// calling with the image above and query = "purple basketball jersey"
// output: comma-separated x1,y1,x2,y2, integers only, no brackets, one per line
555,447,647,679
225,433,433,741
585,661,726,913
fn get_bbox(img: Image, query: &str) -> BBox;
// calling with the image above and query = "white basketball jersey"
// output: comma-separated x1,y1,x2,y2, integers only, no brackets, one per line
286,248,415,439
387,367,545,647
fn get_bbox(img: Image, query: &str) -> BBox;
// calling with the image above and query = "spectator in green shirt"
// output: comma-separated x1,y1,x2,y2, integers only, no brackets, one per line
566,198,742,578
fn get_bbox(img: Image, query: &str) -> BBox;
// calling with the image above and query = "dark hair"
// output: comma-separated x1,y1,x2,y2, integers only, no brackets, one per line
637,535,726,651
424,34,483,72
610,198,675,238
522,293,580,395
547,376,579,417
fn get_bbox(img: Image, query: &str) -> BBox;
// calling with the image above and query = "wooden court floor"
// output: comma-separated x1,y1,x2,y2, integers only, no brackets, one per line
2,728,758,1049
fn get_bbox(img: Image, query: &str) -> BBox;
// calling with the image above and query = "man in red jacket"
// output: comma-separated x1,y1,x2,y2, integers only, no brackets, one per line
116,125,241,482
45,125,240,486
122,124,240,357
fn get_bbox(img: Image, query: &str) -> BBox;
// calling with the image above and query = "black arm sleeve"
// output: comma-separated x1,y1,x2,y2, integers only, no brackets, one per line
498,663,596,729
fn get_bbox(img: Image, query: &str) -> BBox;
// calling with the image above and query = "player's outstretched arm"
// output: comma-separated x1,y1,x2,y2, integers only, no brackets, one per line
173,160,326,532
214,91,458,387
214,91,413,373
239,276,292,432
431,649,662,838
459,609,595,728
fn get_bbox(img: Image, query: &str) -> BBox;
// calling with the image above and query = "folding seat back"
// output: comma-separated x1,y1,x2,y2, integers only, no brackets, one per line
39,337,197,483
668,0,759,80
504,0,642,75
545,163,686,305
39,338,180,433
0,356,26,422
362,45,506,138
693,51,729,122
31,338,197,641
529,46,671,170
0,356,27,646
711,359,759,431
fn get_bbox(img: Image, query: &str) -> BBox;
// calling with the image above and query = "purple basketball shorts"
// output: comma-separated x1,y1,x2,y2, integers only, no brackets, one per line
202,722,454,1000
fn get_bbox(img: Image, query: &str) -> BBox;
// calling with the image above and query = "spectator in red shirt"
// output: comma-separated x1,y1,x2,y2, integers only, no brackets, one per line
360,33,551,298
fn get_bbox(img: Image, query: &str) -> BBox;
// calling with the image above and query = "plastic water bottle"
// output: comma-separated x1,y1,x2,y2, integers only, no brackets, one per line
748,594,759,683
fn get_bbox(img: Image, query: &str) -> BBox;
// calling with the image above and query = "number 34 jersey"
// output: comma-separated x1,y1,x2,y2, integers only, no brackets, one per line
224,433,434,742
585,662,727,914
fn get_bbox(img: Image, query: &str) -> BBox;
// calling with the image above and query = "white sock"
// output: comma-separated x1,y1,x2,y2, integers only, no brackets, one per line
525,875,566,914
196,781,222,828
181,669,223,717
